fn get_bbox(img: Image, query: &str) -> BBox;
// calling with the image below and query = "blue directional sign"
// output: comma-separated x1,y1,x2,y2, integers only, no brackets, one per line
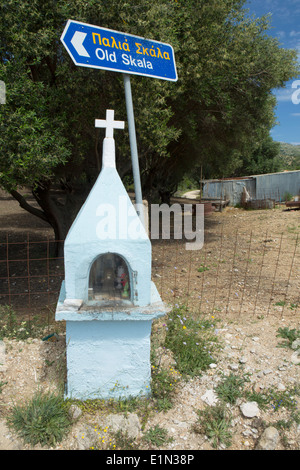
61,20,177,81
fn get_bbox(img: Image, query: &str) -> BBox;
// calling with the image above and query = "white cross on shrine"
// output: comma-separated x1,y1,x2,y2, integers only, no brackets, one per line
95,109,125,138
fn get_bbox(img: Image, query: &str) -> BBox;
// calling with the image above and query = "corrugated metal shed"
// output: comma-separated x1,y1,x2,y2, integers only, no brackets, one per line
254,170,300,200
202,170,300,206
202,177,255,206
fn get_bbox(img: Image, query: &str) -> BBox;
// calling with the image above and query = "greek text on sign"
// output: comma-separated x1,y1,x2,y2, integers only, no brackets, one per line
61,20,177,81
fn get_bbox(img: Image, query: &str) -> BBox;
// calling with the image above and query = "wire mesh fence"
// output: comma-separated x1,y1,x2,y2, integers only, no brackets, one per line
0,235,64,316
153,229,299,319
0,224,299,329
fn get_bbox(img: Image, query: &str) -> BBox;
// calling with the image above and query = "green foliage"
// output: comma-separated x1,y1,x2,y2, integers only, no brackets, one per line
7,391,71,447
150,365,179,411
245,389,270,411
194,404,232,449
195,370,300,448
0,305,36,340
283,192,294,201
218,373,300,417
111,430,140,450
0,61,71,191
197,264,210,272
232,136,283,177
278,143,300,170
0,381,8,394
215,373,248,404
164,305,219,377
276,326,300,349
267,386,299,412
150,305,220,411
0,304,52,340
143,424,172,447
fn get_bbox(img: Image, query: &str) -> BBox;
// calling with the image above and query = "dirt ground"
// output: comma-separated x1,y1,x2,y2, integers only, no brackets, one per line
0,189,299,450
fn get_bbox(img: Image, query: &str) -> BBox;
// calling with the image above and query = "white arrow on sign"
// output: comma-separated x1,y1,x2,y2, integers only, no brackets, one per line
70,31,90,57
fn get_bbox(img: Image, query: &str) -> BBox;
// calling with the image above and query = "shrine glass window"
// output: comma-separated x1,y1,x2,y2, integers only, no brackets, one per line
88,253,131,302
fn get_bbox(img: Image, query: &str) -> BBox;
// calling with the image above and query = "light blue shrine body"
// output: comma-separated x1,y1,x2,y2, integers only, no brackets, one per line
63,166,151,306
55,116,168,400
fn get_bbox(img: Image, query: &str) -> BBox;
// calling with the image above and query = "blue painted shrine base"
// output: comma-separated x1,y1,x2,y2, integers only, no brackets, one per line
56,281,169,400
65,319,152,400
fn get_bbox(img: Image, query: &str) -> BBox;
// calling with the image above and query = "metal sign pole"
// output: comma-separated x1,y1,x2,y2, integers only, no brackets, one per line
123,73,144,224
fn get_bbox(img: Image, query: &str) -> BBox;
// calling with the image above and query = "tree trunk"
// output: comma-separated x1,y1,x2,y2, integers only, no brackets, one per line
32,182,86,257
10,182,86,257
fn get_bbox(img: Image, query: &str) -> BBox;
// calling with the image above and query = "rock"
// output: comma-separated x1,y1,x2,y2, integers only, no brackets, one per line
291,338,300,350
251,417,264,430
242,429,253,437
240,401,260,418
291,350,300,365
68,404,82,421
0,420,22,450
0,341,7,372
74,424,98,450
201,389,218,406
100,413,141,439
256,426,280,450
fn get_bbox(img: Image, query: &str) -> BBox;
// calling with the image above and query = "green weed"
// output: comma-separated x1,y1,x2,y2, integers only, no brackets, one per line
7,391,71,447
197,264,210,272
0,305,54,340
110,430,140,450
274,301,286,307
268,386,299,412
215,373,249,404
244,389,270,411
194,404,232,449
163,305,219,377
151,365,179,411
276,327,300,349
143,424,173,447
0,381,7,394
